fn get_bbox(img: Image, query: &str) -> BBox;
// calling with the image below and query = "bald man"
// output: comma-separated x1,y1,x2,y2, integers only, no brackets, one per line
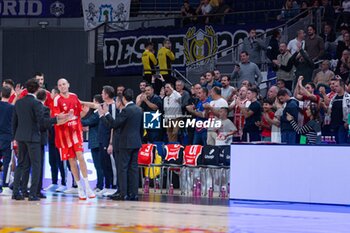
52,78,95,200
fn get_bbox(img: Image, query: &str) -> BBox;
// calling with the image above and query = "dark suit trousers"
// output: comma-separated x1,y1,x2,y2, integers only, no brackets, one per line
13,141,41,196
36,145,45,195
119,148,138,197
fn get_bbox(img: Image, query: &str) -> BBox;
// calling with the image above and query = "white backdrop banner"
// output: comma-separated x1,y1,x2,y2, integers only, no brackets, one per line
82,0,131,31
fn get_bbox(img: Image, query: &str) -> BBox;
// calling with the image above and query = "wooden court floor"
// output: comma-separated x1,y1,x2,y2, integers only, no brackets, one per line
1,193,350,233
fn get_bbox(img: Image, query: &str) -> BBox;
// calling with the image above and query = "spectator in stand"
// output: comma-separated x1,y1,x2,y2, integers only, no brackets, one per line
276,79,293,96
287,102,322,144
313,60,335,86
204,71,222,91
199,74,207,86
267,29,282,63
136,81,147,106
186,87,210,145
259,99,275,142
216,0,231,14
273,42,294,90
215,108,237,145
242,29,267,67
140,85,163,143
175,80,191,113
278,0,300,21
294,77,321,124
240,80,252,88
278,89,299,144
231,51,263,88
320,23,336,59
267,85,279,102
229,86,250,141
2,79,17,104
265,99,284,143
204,86,228,145
163,83,182,142
287,30,305,55
336,32,350,60
321,0,335,24
181,1,197,25
185,84,201,144
0,86,14,195
240,87,261,142
305,24,325,61
327,78,350,144
335,49,350,75
337,63,350,83
335,25,349,43
196,0,213,24
285,43,315,84
221,75,235,101
214,69,222,82
339,0,350,26
81,95,103,193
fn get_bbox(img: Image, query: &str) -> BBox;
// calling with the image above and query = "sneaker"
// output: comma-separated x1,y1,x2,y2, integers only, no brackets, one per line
55,185,67,192
0,187,12,196
86,187,96,199
44,184,59,191
103,189,117,197
78,187,87,200
94,188,102,194
96,188,108,196
63,187,78,194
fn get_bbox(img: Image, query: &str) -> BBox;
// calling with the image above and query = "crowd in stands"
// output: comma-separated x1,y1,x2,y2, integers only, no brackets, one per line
141,22,350,146
180,0,350,26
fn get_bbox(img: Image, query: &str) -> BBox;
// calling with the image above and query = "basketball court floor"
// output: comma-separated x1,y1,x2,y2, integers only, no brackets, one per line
0,192,350,233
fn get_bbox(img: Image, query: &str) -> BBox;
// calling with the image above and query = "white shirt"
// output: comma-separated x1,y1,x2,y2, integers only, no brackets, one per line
208,97,228,131
164,90,182,119
287,38,305,54
221,86,235,101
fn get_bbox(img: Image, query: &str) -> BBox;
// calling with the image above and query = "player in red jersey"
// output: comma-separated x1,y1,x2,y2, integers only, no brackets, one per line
2,79,17,104
52,78,95,200
18,72,53,108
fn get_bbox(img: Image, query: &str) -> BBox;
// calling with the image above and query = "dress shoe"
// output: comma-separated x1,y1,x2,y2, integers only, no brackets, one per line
37,193,47,199
22,191,30,198
128,195,139,201
108,191,121,199
12,194,25,200
28,195,40,201
111,193,126,201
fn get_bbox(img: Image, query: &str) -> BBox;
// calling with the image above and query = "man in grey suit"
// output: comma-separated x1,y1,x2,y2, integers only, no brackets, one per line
99,89,143,201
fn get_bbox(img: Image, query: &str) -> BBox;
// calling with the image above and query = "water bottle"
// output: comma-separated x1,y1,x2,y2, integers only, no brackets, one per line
221,186,226,198
169,184,174,195
348,113,350,136
155,178,160,190
193,184,197,197
144,177,149,194
208,187,213,198
196,182,202,197
227,182,230,194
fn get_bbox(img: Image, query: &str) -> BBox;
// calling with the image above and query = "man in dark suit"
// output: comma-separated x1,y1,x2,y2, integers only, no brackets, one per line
99,89,143,201
12,79,66,201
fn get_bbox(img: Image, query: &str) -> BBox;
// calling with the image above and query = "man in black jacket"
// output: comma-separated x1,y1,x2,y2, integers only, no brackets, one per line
99,89,143,201
12,79,67,201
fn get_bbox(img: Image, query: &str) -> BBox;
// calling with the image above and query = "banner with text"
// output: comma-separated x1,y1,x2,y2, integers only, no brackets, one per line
103,23,282,76
0,0,82,17
82,0,131,31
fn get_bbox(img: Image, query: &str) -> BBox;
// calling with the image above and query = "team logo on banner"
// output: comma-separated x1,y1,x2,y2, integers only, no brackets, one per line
50,1,65,17
82,0,131,31
183,26,218,65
